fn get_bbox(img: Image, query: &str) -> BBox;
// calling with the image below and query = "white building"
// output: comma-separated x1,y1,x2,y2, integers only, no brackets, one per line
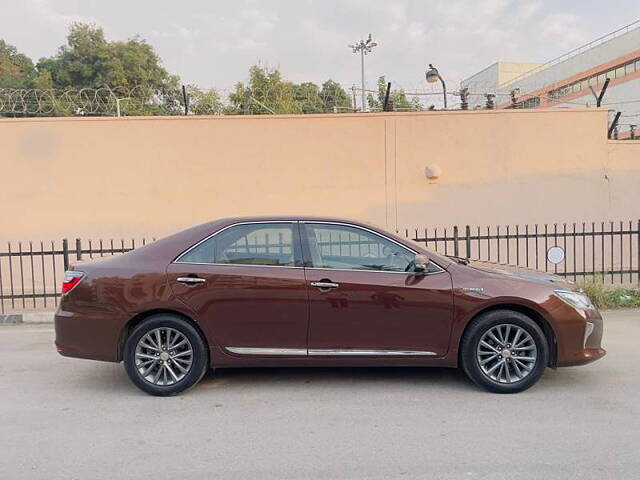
461,21,640,139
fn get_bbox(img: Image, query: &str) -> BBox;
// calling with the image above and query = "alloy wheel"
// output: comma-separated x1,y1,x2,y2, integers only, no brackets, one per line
476,323,538,384
134,327,194,386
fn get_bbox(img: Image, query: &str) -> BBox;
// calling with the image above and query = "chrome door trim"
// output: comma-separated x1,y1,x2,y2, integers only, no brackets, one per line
308,349,437,356
173,261,304,270
173,219,446,274
303,266,444,275
225,347,438,356
225,347,308,356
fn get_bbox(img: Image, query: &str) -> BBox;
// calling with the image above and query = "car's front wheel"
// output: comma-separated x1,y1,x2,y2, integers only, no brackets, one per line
123,314,209,396
461,310,549,393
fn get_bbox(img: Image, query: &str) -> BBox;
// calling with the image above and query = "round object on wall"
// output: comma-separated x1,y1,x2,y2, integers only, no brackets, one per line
425,164,442,180
547,246,565,264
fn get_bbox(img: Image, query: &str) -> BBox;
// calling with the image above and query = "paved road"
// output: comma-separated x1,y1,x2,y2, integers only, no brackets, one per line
1,311,639,480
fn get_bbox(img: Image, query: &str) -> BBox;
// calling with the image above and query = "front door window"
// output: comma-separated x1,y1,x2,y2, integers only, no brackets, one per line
303,223,438,273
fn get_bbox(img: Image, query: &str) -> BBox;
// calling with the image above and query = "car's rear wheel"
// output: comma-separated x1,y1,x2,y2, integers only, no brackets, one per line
123,314,209,396
460,310,548,393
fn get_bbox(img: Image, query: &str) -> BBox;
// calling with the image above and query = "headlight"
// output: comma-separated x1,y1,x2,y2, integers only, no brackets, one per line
554,290,595,311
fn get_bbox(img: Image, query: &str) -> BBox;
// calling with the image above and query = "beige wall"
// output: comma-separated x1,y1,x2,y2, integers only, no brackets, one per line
1,109,639,241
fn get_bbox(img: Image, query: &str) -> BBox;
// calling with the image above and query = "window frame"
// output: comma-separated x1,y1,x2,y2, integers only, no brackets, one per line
300,221,444,275
625,61,636,75
173,221,304,268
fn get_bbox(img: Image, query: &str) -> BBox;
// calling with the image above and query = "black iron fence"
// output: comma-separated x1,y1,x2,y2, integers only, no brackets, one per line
0,238,153,314
1,221,639,314
407,220,640,284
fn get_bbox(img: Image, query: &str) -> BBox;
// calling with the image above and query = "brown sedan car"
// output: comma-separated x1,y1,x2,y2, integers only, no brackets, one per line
55,217,605,395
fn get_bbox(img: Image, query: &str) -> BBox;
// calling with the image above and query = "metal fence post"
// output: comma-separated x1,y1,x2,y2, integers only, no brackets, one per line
62,239,69,270
453,226,459,257
75,238,82,261
465,225,471,259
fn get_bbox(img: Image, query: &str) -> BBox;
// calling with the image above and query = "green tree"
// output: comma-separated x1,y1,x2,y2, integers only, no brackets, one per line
319,79,351,112
228,66,355,115
367,76,423,112
33,70,53,90
0,40,36,88
187,85,223,115
228,65,301,114
294,82,324,114
37,23,181,115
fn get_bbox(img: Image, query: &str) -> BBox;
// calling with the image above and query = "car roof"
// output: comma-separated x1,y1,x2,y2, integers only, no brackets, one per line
206,215,371,224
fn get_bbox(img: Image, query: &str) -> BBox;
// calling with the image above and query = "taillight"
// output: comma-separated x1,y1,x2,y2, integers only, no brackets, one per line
62,271,85,294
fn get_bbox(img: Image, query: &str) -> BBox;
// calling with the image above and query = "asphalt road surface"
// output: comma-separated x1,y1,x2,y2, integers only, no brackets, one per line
1,310,639,480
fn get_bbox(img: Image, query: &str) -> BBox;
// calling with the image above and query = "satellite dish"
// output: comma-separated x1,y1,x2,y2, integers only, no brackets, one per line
547,246,565,264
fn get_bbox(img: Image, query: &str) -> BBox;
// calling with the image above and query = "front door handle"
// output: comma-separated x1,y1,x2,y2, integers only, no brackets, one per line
177,277,206,285
310,281,339,290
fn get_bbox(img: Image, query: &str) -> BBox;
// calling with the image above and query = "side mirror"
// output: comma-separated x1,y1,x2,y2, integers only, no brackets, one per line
414,254,428,274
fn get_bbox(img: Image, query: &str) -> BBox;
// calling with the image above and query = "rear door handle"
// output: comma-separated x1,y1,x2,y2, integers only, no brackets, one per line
310,281,339,290
177,277,206,285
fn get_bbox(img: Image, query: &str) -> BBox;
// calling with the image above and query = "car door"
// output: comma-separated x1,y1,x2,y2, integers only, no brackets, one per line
301,222,454,357
167,222,309,356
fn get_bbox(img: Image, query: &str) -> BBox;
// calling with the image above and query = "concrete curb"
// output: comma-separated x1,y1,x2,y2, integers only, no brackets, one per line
0,312,55,324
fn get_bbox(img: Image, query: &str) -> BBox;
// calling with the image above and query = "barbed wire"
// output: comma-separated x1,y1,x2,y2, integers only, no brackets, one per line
0,85,425,116
0,85,480,116
2,85,640,130
0,86,185,116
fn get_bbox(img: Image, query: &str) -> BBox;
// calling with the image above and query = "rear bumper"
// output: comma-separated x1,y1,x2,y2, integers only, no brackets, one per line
54,308,122,362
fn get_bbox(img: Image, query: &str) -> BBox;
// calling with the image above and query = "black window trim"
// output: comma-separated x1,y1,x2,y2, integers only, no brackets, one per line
300,221,445,275
173,221,304,268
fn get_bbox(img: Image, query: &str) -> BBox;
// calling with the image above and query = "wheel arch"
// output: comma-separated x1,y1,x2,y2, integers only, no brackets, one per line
117,308,209,362
458,303,558,367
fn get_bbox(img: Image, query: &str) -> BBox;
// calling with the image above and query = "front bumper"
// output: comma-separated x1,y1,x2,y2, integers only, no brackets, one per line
555,307,606,367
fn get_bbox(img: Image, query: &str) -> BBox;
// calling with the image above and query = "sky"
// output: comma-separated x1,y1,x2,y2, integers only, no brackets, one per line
0,0,638,100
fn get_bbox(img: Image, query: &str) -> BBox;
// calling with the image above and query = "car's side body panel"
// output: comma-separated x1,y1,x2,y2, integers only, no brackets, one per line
54,216,605,371
166,263,310,354
444,263,605,367
304,268,454,356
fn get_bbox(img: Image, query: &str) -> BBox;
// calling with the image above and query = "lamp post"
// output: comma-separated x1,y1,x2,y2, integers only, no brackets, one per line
349,34,378,112
425,63,447,109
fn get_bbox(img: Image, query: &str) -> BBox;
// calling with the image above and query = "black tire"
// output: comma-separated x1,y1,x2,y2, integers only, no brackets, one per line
123,314,209,396
460,310,548,394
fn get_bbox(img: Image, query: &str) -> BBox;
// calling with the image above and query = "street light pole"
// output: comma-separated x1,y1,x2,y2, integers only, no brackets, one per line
425,63,447,109
349,34,378,112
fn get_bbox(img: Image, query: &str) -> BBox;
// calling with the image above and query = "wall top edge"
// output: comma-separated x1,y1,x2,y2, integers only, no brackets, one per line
607,140,640,145
0,108,608,124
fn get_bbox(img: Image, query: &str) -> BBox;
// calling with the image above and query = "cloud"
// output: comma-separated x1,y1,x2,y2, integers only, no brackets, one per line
27,0,97,28
540,13,589,48
0,0,628,97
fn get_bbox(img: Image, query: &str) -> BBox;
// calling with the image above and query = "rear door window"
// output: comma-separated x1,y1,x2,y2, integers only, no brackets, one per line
177,223,297,267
